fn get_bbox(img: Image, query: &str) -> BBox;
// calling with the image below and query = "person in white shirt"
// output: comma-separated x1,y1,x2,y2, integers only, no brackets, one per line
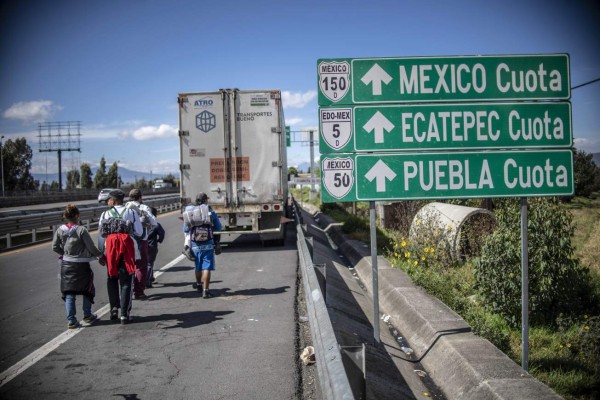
126,188,158,299
98,189,143,324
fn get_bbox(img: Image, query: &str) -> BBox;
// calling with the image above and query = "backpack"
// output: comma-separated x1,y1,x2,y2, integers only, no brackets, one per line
182,204,212,230
126,201,152,233
185,204,213,242
58,224,80,248
190,224,213,242
100,207,134,238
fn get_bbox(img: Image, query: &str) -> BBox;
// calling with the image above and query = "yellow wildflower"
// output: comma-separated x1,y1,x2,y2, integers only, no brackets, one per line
421,256,426,261
401,241,407,247
584,326,589,331
413,260,418,265
567,343,572,348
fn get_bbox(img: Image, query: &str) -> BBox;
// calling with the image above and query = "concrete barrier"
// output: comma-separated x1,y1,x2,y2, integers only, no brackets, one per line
310,207,562,400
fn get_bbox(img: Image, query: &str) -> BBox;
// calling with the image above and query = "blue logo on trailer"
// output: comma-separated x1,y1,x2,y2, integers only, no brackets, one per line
194,97,214,108
196,111,216,133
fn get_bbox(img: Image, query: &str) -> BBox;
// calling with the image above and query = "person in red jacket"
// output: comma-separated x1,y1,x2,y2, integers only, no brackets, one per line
98,189,143,325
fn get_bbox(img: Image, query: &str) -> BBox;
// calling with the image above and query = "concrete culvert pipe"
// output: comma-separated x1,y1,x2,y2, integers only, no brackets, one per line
409,202,496,260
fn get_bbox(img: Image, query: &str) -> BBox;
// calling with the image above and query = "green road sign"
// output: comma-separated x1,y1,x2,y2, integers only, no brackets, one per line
319,102,572,153
285,125,291,147
318,54,570,106
321,150,573,202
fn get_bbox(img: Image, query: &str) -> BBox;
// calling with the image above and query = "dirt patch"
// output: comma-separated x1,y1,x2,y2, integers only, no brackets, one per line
295,260,322,399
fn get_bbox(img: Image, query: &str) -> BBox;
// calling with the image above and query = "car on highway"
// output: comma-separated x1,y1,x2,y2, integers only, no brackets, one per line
97,188,119,203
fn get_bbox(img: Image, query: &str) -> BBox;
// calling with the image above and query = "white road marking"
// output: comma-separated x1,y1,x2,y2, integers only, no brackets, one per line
0,254,186,388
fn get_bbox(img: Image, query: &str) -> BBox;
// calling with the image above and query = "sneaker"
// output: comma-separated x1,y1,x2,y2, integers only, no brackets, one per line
68,321,80,329
110,309,119,320
134,294,147,300
192,282,202,291
120,316,128,325
83,314,98,324
203,289,213,299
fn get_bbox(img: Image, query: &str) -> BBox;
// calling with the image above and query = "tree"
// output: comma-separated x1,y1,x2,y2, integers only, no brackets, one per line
107,162,119,188
80,163,93,189
66,168,80,190
475,197,594,328
573,148,600,197
136,177,149,189
162,173,177,185
1,137,35,191
288,166,298,178
93,156,108,189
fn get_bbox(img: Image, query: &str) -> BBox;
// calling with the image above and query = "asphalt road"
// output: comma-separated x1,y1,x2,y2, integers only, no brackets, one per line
0,210,302,399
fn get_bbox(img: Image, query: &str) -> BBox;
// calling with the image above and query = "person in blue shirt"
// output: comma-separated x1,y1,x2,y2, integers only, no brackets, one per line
183,192,222,298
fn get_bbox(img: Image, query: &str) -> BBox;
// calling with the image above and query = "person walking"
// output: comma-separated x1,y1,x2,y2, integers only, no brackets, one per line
146,206,165,288
98,189,143,325
52,204,103,329
126,188,157,299
183,192,222,298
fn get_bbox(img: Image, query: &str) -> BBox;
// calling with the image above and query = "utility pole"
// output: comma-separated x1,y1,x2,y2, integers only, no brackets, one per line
309,130,315,200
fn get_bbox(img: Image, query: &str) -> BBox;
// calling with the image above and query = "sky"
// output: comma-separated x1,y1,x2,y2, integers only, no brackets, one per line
1,0,599,180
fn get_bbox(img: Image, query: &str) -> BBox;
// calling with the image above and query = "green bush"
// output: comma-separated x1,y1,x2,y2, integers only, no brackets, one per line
341,215,368,235
475,198,594,328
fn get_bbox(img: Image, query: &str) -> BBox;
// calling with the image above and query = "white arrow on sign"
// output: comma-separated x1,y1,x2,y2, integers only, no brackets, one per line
360,63,392,96
365,160,397,192
363,111,395,144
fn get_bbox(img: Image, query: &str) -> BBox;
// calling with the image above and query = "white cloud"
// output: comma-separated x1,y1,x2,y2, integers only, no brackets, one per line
2,100,63,123
120,124,178,140
282,90,317,109
285,117,303,126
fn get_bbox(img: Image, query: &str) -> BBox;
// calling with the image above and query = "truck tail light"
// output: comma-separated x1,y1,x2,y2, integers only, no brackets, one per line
273,204,281,211
262,204,272,211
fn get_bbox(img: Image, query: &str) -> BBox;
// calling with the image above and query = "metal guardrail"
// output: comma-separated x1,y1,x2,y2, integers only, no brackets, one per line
294,198,356,400
0,196,181,250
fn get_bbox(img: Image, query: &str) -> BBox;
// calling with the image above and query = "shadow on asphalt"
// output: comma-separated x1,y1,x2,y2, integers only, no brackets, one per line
215,286,291,297
145,310,234,329
91,310,235,329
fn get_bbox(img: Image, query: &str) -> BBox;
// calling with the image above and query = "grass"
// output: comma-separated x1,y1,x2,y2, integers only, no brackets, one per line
565,195,600,278
313,196,600,400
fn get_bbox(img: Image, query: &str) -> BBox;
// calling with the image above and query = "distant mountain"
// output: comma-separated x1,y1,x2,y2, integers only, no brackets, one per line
33,167,180,187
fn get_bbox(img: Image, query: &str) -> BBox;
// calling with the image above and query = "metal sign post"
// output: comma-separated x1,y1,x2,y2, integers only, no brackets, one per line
370,201,380,344
521,197,529,371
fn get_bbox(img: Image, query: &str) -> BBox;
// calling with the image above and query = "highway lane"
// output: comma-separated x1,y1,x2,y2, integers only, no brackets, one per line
0,211,302,399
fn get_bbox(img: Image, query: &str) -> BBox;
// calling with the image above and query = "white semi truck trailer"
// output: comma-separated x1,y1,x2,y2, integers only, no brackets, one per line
178,89,290,244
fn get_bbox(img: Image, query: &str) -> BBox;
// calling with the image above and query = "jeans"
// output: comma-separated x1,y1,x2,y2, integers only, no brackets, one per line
65,294,92,325
107,259,134,318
